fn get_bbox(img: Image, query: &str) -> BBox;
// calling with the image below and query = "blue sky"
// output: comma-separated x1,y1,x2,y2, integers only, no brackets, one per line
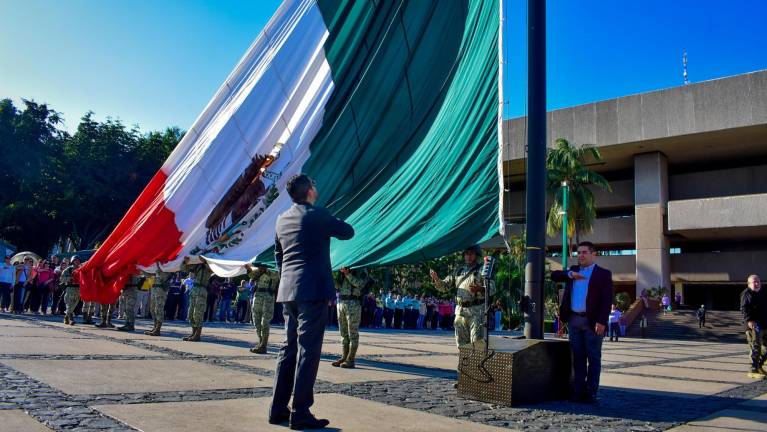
2,0,766,133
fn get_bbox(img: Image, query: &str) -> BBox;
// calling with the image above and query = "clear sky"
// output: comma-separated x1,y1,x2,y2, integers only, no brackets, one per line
2,0,766,133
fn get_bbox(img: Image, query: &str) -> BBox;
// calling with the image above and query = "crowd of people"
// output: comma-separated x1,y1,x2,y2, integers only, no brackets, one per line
0,252,506,335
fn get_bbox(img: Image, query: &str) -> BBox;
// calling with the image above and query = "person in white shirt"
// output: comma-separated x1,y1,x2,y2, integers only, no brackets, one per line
608,304,622,342
0,256,14,312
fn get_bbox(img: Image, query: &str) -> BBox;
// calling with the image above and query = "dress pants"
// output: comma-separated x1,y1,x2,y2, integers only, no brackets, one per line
271,300,328,420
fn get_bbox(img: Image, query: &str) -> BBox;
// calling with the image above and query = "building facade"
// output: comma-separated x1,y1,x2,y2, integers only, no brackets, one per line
493,69,767,310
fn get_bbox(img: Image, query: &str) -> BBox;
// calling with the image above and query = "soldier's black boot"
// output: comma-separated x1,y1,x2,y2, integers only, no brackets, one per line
146,321,162,336
117,321,135,332
144,321,158,335
340,344,356,369
188,327,202,342
332,343,349,367
255,334,268,354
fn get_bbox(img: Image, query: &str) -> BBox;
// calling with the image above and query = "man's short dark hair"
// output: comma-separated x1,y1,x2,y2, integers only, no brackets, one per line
286,173,314,203
577,241,596,252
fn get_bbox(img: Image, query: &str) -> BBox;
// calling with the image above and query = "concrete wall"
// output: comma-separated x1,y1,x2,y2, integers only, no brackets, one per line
506,179,633,218
670,164,767,201
668,193,767,231
505,69,767,159
670,251,767,282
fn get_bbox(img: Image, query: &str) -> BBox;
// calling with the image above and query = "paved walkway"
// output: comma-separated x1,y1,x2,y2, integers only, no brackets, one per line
0,314,765,431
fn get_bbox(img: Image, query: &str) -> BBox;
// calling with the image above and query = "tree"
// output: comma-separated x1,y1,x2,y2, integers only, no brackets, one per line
0,98,181,254
545,138,611,248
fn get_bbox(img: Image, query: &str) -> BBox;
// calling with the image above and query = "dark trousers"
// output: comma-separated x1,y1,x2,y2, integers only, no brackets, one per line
393,309,403,329
271,300,327,420
569,315,603,397
0,282,11,310
431,312,440,330
39,284,51,313
609,322,620,341
699,318,705,328
12,283,26,312
51,286,65,314
383,307,393,328
204,296,217,321
236,299,248,322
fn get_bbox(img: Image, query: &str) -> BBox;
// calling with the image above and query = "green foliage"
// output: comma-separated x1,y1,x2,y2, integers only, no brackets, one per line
614,292,631,311
545,138,611,244
0,98,181,254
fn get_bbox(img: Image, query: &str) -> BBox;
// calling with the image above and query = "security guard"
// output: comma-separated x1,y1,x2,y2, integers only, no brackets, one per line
742,274,767,379
332,267,369,369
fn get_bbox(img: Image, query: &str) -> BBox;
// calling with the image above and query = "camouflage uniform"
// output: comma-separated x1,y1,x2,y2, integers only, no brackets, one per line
97,302,115,328
117,275,141,331
60,265,80,325
181,262,211,341
333,269,368,368
435,262,495,348
82,301,96,324
250,269,278,353
148,269,171,334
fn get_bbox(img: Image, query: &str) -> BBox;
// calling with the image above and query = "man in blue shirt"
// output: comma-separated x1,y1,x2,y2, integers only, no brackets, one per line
551,241,613,404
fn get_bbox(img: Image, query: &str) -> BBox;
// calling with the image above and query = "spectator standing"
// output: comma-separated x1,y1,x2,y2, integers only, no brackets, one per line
639,313,648,338
51,258,69,315
697,304,706,328
494,299,503,331
35,260,55,314
0,256,14,312
393,294,404,329
374,293,384,328
608,304,621,342
205,277,221,322
218,278,235,322
383,292,395,328
418,296,427,329
674,291,682,309
741,275,767,379
13,257,33,314
137,275,152,318
661,294,671,314
235,280,250,323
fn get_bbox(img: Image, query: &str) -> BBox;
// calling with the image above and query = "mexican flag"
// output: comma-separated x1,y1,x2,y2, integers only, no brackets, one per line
79,0,503,303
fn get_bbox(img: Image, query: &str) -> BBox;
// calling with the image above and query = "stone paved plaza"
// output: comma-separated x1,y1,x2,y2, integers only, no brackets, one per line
0,314,766,431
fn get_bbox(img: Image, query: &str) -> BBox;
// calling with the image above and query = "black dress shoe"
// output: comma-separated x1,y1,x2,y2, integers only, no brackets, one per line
268,409,291,425
289,414,330,430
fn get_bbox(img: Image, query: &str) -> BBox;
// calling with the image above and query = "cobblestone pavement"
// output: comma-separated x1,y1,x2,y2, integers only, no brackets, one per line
0,313,765,431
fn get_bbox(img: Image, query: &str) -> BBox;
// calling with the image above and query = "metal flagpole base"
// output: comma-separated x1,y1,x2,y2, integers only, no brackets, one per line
457,336,572,406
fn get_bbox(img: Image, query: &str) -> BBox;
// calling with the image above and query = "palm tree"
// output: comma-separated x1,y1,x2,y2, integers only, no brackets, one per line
545,138,611,250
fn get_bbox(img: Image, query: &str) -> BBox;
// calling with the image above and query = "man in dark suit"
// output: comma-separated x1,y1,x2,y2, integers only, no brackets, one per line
269,173,354,430
551,241,613,404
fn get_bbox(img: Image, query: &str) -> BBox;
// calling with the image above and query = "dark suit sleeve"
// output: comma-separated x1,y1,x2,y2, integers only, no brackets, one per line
322,209,354,240
274,234,283,272
597,269,614,327
551,270,570,283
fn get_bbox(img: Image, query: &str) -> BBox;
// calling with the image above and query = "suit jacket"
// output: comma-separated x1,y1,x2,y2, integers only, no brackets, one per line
552,264,614,328
275,203,354,303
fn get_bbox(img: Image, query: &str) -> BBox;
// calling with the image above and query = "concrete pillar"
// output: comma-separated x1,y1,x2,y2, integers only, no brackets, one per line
634,152,671,297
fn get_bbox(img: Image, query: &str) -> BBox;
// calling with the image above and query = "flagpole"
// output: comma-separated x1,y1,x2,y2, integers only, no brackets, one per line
524,0,546,340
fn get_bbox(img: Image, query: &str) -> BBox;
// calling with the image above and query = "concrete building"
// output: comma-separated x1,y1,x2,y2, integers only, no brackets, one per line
492,69,767,310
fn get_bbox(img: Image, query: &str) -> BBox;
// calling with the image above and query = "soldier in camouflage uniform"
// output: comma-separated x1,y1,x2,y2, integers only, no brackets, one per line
247,265,279,354
145,264,172,336
181,257,211,342
430,245,494,350
117,274,142,332
82,300,96,325
60,256,82,325
332,267,369,369
95,302,115,328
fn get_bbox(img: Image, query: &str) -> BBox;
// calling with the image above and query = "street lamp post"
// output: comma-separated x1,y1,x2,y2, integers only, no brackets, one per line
561,181,569,269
